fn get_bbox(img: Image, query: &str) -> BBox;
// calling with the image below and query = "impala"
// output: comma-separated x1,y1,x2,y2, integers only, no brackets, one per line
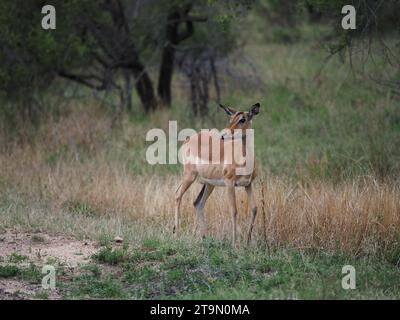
174,103,260,245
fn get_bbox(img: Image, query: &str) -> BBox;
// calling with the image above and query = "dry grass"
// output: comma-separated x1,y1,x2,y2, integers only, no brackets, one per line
1,106,399,257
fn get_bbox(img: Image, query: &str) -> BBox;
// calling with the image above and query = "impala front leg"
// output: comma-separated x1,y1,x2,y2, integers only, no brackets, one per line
245,184,257,245
174,172,196,237
226,180,237,246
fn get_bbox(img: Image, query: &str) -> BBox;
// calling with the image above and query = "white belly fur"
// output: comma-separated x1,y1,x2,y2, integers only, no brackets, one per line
198,176,252,187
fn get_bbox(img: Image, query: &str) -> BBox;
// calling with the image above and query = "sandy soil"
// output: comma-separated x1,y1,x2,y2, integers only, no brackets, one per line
0,228,98,299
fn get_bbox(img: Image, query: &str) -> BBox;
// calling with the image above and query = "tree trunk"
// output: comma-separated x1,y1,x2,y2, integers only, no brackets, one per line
132,66,157,113
158,7,196,107
123,70,133,112
199,75,209,115
158,45,175,107
157,11,179,107
190,74,198,116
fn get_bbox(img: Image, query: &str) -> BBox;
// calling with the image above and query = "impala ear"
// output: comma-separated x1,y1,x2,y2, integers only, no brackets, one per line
249,103,260,118
219,104,236,116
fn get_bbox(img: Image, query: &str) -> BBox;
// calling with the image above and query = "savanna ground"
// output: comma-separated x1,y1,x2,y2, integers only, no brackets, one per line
1,24,400,300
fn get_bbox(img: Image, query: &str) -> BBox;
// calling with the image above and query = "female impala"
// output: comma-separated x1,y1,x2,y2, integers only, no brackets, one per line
174,103,260,245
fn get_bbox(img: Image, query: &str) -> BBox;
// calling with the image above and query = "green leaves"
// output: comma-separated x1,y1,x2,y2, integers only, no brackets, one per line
0,1,98,98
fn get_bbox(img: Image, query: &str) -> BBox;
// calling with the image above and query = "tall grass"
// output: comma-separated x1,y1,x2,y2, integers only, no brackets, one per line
0,105,399,260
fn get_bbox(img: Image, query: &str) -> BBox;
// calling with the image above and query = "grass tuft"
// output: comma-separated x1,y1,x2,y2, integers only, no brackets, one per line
93,245,129,266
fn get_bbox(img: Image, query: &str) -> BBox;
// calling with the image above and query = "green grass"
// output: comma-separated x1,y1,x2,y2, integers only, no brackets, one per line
93,245,130,265
65,273,128,299
0,265,20,278
0,263,42,283
56,238,400,299
18,263,43,283
31,235,46,243
64,200,99,217
8,252,29,263
34,291,50,299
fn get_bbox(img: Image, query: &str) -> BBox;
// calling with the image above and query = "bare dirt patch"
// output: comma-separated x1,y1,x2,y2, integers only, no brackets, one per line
0,279,61,300
0,228,98,268
0,228,99,299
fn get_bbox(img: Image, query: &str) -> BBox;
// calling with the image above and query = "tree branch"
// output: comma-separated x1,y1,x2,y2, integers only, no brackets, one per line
58,71,107,91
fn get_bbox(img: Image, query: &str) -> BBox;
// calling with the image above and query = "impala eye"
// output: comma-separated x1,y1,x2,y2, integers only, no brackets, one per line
239,118,246,124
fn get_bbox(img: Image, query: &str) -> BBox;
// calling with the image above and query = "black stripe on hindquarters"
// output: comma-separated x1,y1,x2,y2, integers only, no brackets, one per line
193,184,206,208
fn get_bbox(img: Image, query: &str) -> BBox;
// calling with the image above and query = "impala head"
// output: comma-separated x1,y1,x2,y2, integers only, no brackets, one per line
219,103,260,135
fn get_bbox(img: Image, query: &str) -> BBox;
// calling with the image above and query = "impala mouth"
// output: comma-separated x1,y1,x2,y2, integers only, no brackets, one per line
220,128,231,140
221,131,247,141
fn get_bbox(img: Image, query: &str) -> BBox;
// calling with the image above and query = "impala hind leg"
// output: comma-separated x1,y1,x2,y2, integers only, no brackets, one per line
245,184,257,245
193,184,214,239
174,173,196,236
